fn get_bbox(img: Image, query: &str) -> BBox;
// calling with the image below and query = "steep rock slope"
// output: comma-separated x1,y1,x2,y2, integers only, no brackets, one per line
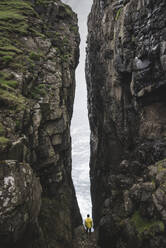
86,0,166,247
0,0,82,247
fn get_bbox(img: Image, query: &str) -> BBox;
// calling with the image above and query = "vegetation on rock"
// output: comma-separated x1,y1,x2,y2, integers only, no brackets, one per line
131,211,164,239
0,0,81,247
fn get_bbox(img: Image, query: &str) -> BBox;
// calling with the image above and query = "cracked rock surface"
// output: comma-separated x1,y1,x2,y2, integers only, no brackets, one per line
86,0,166,247
0,160,41,247
0,0,81,247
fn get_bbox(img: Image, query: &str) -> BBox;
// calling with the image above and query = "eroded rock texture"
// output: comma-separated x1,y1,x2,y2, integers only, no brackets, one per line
0,160,42,248
86,0,166,247
0,0,81,247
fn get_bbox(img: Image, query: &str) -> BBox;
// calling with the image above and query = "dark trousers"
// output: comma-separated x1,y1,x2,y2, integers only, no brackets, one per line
86,227,91,235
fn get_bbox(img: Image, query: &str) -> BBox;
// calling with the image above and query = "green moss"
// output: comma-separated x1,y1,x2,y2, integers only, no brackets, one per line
0,0,39,65
115,7,123,21
0,51,15,65
0,1,34,67
28,27,45,38
158,221,164,229
70,25,78,33
0,88,25,109
0,0,33,35
62,36,69,45
0,71,12,80
0,50,15,56
0,136,9,145
62,4,73,17
0,72,19,89
30,84,47,100
0,10,24,21
10,62,22,71
0,39,23,68
0,37,10,47
0,0,34,12
0,123,5,136
61,54,70,62
1,80,18,89
23,56,36,71
1,55,14,64
156,159,166,172
0,20,29,35
15,119,22,131
29,51,43,61
151,179,156,187
131,211,164,238
0,45,22,54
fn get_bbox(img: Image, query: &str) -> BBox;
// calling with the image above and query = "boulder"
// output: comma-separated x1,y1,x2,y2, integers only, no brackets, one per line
0,160,42,247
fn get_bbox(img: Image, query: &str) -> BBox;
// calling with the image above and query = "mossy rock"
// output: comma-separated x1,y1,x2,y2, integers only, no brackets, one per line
0,44,22,54
30,84,47,100
156,159,166,172
131,211,164,239
0,0,44,70
70,25,78,34
115,7,123,21
0,123,5,136
61,4,73,17
29,51,44,61
1,79,18,89
0,71,19,89
0,54,15,66
0,1,32,34
15,119,22,131
0,88,25,110
0,136,10,147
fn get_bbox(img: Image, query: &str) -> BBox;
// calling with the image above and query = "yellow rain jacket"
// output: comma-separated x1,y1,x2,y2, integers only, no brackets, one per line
85,217,92,228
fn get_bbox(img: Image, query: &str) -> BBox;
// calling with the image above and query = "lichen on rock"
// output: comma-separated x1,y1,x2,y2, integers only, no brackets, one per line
0,160,42,247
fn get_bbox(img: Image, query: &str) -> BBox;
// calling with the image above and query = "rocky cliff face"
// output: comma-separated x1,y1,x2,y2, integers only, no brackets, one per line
86,0,166,247
0,0,82,247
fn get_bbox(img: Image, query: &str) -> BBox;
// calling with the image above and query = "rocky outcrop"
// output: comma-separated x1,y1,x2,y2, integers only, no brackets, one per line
0,0,81,247
0,160,42,248
86,0,166,247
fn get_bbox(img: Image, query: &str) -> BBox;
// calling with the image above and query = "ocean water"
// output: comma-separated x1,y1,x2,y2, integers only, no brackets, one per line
71,119,91,220
62,0,93,221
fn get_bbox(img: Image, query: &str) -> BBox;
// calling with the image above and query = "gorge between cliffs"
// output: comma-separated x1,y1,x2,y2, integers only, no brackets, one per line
0,0,166,248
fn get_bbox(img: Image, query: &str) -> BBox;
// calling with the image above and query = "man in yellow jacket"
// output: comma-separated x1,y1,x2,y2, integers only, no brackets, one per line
85,214,93,235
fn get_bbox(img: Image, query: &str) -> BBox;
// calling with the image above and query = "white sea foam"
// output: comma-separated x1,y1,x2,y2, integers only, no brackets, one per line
71,125,92,219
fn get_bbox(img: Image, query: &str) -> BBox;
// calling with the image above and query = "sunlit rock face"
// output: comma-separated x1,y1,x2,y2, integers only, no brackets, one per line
86,0,166,247
0,0,81,247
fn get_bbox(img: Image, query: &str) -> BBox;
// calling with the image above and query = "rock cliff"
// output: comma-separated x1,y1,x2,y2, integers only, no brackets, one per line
86,0,166,247
0,0,82,247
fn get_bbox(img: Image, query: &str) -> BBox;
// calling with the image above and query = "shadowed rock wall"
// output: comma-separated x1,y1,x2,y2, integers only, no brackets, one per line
0,0,82,247
86,0,166,247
